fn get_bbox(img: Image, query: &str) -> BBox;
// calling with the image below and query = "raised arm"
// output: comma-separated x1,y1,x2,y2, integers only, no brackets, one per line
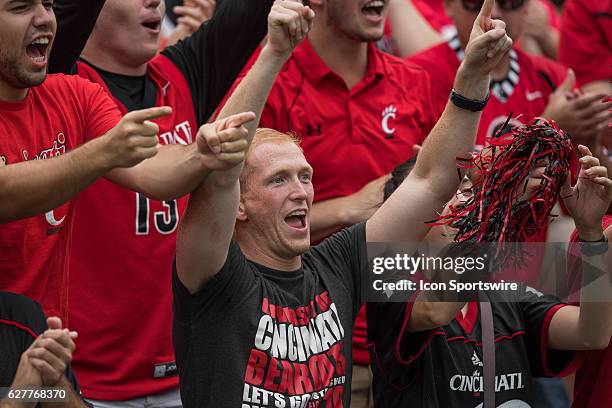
49,0,106,74
176,0,315,294
161,0,276,125
547,145,612,350
366,0,512,244
387,0,442,57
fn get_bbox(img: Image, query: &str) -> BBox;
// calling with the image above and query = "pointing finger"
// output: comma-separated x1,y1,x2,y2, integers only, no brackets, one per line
126,106,172,123
479,0,495,19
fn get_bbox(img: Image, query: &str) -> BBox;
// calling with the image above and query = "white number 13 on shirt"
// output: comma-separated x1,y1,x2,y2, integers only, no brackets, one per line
135,193,179,235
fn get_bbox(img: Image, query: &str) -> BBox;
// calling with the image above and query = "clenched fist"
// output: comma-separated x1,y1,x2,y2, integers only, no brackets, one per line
266,0,315,58
196,112,256,171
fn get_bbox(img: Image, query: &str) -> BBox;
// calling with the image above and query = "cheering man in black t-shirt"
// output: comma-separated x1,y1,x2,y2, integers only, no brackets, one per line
174,1,515,406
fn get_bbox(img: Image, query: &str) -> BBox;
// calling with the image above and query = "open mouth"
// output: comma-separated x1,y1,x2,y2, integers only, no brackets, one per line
362,0,385,18
26,37,50,63
141,19,161,32
284,210,307,229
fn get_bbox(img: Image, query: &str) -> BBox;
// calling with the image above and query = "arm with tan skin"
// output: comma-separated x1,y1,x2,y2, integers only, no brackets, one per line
545,145,612,350
0,318,86,408
309,175,388,242
388,0,443,57
0,106,168,224
366,0,513,331
176,0,315,294
0,101,252,223
521,0,559,59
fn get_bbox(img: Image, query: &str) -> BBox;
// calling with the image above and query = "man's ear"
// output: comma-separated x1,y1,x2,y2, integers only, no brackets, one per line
236,199,248,222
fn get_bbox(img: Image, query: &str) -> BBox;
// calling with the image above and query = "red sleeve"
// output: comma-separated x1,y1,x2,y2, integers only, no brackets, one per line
77,78,122,141
560,0,612,86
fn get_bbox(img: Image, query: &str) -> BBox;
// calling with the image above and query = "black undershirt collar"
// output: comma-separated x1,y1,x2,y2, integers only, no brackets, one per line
79,58,158,111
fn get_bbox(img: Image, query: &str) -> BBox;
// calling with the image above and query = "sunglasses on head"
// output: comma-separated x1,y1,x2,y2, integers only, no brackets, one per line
461,0,526,12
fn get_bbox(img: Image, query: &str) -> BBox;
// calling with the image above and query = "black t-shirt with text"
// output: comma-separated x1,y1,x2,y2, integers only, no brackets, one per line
172,224,367,407
367,288,581,408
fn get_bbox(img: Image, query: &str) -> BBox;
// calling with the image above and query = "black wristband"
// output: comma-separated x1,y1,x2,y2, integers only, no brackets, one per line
579,235,609,257
450,88,489,112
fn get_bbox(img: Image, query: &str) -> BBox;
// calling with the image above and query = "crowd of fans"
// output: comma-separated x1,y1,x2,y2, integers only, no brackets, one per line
0,0,610,407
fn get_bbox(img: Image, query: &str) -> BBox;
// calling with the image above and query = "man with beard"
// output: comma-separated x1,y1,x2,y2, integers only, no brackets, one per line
0,0,250,321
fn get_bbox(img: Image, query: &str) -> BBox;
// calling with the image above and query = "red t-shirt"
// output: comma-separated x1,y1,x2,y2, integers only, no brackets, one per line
252,40,437,365
68,55,196,400
0,74,121,322
408,35,567,148
567,216,612,408
560,0,612,87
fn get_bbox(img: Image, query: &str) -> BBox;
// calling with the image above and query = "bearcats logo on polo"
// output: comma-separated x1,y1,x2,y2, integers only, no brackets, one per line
243,292,347,407
381,105,397,137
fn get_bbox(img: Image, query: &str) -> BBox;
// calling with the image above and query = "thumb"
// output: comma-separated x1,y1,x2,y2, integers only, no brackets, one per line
46,317,62,330
557,69,576,94
197,124,221,154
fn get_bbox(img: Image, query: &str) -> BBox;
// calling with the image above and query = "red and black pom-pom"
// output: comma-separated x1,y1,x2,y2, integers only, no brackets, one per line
433,118,574,244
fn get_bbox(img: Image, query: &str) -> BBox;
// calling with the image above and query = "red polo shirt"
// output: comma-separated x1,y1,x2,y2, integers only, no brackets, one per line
257,39,437,365
560,0,612,87
260,40,435,202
